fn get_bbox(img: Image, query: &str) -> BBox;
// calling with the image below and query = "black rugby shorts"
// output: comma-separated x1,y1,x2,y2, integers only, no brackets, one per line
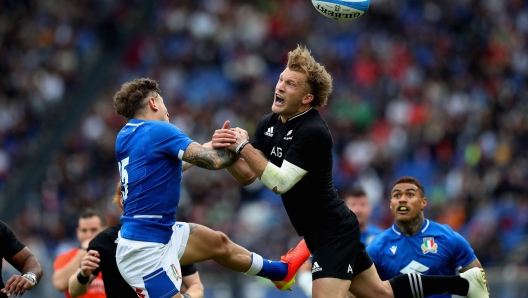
309,211,373,281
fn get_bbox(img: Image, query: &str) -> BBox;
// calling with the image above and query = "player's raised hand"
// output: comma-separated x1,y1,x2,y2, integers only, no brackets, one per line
80,250,100,277
226,128,249,152
212,120,237,149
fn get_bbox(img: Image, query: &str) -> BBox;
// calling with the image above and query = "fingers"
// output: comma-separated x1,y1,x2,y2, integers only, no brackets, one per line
80,250,100,274
222,120,230,129
212,129,237,149
2,275,33,297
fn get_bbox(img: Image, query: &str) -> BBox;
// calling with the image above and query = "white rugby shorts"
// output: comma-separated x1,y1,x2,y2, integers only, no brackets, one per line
116,222,190,298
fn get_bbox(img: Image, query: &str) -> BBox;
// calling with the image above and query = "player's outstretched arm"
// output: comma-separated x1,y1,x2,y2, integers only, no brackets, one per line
182,142,238,170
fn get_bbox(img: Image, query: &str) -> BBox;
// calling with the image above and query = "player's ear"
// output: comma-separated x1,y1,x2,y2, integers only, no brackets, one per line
302,93,314,105
148,96,159,111
421,196,427,210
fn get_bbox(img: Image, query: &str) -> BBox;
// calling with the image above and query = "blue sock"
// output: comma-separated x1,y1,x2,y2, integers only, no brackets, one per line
256,259,288,280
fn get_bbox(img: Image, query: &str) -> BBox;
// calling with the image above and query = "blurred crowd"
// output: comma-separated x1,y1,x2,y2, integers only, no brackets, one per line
1,0,528,293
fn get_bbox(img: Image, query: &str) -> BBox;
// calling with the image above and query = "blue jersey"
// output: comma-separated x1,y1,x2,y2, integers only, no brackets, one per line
367,219,476,298
115,119,194,244
361,224,383,246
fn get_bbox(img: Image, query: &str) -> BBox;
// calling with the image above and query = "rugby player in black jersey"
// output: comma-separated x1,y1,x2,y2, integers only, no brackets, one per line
212,45,488,298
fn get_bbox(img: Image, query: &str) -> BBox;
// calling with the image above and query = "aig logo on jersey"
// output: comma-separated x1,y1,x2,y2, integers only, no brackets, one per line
264,127,274,137
283,130,293,140
421,237,438,254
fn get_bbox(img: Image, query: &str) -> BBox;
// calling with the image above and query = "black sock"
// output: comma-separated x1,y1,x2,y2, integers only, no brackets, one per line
389,273,469,298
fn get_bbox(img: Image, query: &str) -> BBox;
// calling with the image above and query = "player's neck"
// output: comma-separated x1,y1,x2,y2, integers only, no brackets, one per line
279,106,312,123
396,214,424,236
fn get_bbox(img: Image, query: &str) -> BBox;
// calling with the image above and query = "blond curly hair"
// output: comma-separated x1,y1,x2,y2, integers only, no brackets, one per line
287,45,333,108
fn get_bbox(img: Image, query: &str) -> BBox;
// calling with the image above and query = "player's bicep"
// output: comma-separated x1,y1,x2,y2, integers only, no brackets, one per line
182,142,238,170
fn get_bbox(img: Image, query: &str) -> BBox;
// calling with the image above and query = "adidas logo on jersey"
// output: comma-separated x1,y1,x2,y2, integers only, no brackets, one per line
312,262,322,273
399,260,430,275
264,127,274,137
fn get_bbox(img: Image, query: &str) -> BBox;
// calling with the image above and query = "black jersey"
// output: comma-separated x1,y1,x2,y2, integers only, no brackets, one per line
89,224,197,298
252,108,349,239
0,220,25,298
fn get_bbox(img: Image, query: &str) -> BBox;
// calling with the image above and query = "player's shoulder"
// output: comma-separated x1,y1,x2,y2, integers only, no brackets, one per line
368,227,396,247
295,110,331,137
145,120,176,130
0,220,10,234
101,224,121,239
90,224,120,249
427,220,457,234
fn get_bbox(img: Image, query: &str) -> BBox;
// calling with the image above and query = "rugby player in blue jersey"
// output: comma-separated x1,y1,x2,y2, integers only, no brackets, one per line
112,78,297,298
367,176,490,298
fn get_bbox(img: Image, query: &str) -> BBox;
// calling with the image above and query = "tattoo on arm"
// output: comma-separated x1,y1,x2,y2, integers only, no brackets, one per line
183,142,238,170
182,161,194,172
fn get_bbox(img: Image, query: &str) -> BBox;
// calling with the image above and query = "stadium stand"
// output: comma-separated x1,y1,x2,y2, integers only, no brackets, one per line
1,0,527,297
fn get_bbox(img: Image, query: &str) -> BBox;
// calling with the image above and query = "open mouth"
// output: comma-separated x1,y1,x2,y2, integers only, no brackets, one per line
397,206,410,214
274,94,285,105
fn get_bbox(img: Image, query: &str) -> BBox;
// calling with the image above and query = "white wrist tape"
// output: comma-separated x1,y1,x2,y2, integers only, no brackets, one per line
260,160,307,194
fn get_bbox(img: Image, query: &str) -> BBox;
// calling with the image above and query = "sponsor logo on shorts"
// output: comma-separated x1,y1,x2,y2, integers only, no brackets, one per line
312,262,322,273
170,264,181,281
347,264,353,273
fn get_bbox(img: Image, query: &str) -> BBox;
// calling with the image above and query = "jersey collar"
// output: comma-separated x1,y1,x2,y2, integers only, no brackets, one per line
284,107,313,122
128,119,145,124
391,219,430,236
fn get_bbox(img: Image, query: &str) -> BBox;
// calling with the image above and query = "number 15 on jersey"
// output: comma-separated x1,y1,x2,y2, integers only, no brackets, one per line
118,157,130,200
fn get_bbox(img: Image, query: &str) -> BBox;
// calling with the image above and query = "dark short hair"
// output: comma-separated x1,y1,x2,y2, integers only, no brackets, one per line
79,209,105,226
113,78,161,119
343,187,367,200
392,176,425,197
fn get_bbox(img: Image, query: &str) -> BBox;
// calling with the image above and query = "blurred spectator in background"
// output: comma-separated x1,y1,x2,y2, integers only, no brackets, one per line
52,210,105,298
0,220,43,298
343,187,384,246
